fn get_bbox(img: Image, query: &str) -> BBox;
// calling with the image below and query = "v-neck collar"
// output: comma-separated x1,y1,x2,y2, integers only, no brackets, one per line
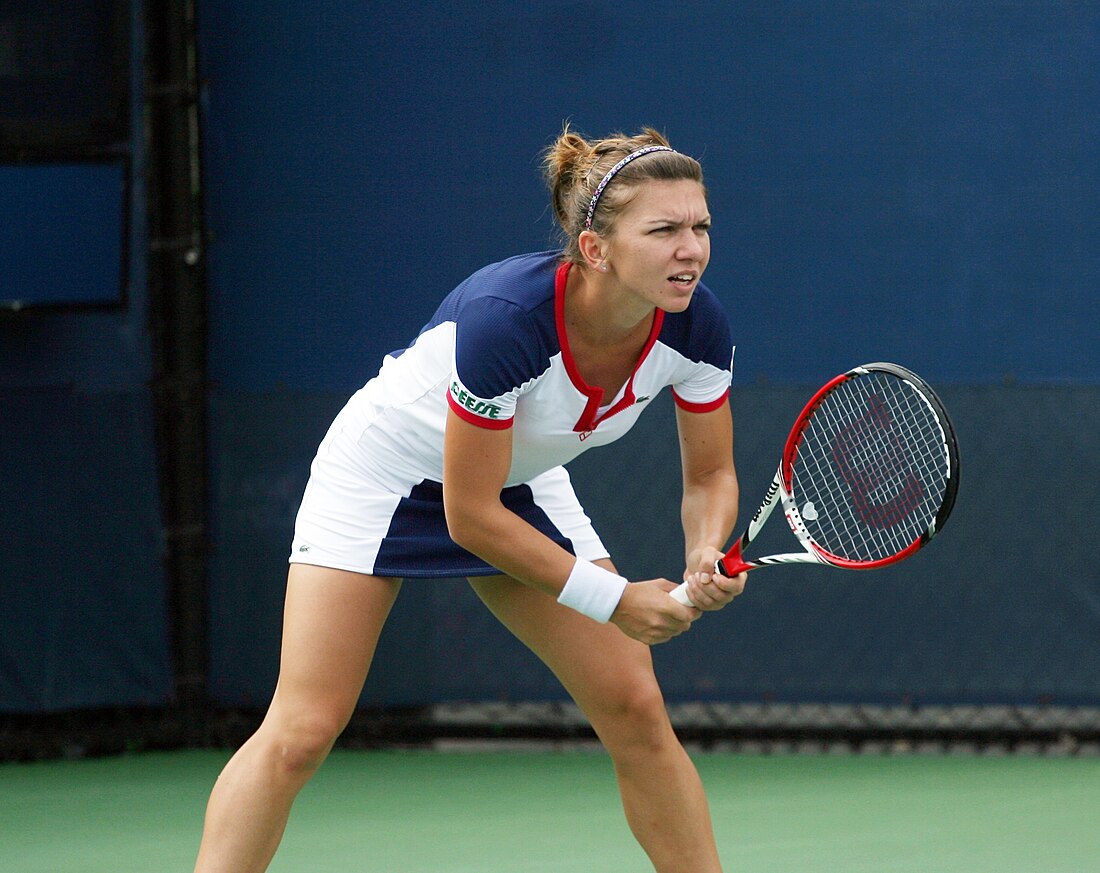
554,262,665,435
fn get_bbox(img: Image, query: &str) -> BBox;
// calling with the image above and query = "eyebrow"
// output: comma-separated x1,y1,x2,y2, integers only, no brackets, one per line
642,215,712,226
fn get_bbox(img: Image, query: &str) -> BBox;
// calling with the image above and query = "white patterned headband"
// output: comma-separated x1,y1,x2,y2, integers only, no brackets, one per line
583,145,675,230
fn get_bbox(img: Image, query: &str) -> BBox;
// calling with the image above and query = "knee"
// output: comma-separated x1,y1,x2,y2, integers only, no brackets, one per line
590,680,675,757
261,709,348,777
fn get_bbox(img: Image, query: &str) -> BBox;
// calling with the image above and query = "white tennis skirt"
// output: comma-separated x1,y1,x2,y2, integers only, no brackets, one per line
288,422,609,579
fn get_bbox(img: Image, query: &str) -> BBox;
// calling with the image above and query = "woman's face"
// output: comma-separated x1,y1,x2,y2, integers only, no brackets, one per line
603,178,711,314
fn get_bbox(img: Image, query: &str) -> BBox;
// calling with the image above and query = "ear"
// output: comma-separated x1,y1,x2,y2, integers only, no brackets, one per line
577,230,608,271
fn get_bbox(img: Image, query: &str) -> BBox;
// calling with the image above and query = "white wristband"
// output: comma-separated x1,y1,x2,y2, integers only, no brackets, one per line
557,559,629,623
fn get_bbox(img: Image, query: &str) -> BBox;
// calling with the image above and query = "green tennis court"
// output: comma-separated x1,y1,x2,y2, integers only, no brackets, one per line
2,748,1097,872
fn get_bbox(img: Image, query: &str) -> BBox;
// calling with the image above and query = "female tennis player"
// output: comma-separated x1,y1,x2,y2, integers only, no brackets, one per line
193,125,746,873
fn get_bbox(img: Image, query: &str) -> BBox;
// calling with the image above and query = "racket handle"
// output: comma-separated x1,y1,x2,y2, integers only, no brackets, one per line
670,547,752,607
669,582,695,606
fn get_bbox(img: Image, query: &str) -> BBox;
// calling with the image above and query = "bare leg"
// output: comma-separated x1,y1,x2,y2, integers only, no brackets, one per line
469,571,723,873
193,565,401,873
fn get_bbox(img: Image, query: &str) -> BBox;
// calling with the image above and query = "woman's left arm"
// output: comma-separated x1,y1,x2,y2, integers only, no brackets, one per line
675,399,747,610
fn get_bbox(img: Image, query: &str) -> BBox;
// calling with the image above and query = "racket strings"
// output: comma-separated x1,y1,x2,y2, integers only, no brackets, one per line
793,373,950,563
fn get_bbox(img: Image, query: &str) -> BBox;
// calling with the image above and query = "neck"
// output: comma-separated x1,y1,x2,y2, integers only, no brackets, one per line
565,264,653,344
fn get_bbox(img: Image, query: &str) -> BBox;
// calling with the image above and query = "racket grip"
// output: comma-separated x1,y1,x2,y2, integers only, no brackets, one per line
669,582,695,607
671,548,752,606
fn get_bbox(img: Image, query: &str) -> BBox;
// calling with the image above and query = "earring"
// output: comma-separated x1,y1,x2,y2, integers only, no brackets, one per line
599,262,609,272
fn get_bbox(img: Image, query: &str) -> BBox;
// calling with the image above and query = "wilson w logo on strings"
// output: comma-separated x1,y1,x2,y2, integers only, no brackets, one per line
831,394,924,529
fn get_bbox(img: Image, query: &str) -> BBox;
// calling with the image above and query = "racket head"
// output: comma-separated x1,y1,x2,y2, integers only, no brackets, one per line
780,362,959,569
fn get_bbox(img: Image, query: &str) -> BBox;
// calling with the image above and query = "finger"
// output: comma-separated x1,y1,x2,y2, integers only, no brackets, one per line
706,583,739,604
691,576,738,610
713,572,747,596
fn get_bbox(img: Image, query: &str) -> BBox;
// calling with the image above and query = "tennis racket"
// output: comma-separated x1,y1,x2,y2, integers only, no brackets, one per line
671,362,959,606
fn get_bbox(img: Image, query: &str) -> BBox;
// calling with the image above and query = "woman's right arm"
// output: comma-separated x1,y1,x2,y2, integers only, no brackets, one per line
442,408,697,643
442,409,576,594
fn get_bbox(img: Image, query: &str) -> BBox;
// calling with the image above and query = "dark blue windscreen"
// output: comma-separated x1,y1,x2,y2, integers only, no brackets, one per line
0,162,126,308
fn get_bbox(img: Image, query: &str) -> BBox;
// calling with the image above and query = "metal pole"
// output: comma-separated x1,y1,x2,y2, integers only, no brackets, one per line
145,0,209,745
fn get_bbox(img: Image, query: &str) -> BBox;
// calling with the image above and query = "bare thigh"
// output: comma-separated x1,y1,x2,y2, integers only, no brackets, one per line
263,564,402,747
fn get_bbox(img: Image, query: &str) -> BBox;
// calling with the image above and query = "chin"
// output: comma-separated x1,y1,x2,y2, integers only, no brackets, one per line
659,289,696,312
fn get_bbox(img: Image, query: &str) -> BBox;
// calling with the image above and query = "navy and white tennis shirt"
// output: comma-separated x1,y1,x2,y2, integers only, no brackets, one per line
343,250,734,491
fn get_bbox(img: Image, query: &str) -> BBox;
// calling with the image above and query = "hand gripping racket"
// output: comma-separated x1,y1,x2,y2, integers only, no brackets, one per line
671,362,959,606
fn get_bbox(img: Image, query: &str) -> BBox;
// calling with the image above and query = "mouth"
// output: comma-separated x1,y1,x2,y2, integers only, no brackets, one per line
668,272,698,289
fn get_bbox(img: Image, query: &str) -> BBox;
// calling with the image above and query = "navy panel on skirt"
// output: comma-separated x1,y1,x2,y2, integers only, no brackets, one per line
372,479,576,578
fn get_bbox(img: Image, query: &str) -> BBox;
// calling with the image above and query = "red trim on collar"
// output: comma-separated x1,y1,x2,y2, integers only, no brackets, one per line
554,262,665,434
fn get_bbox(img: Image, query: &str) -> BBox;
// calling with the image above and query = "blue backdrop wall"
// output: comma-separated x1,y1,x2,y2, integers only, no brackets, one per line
197,0,1100,710
0,3,172,712
1,1,1097,714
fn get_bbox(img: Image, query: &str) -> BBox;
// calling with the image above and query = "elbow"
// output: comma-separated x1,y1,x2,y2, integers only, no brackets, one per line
443,496,487,554
445,511,473,551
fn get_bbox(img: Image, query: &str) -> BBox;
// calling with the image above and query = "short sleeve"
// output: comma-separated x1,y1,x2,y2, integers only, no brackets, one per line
448,295,551,429
668,287,734,411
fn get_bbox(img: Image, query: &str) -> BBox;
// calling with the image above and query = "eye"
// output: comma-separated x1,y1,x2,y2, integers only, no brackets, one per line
649,225,674,234
694,223,712,234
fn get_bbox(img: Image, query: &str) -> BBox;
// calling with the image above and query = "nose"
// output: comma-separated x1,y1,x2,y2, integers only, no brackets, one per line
677,229,706,262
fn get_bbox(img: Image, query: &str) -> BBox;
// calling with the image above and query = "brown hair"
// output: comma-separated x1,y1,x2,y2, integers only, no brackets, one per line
542,124,705,264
